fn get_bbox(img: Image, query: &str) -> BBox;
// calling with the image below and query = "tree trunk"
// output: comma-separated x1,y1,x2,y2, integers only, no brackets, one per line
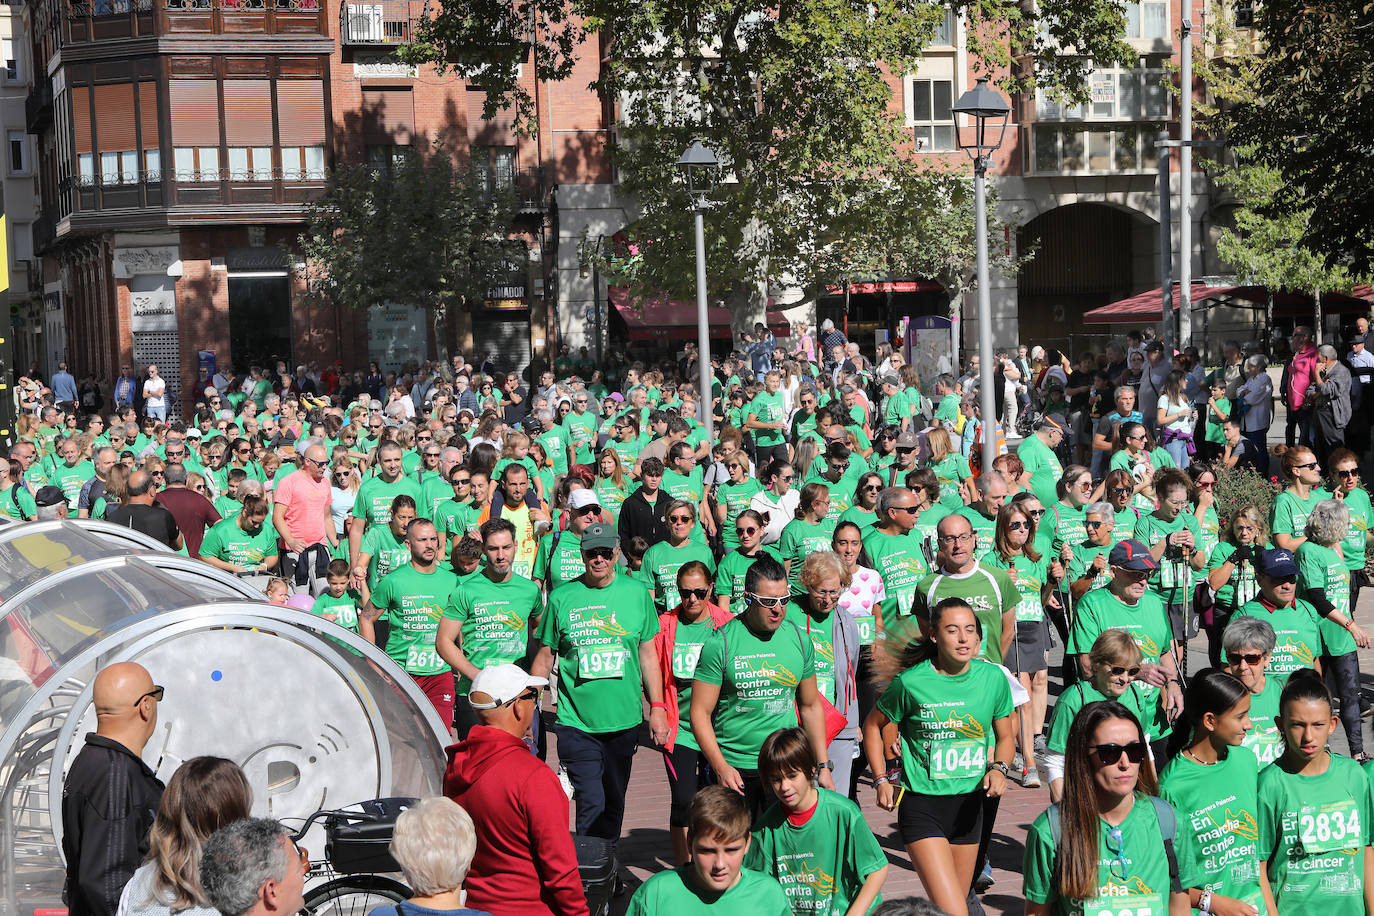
726,216,770,348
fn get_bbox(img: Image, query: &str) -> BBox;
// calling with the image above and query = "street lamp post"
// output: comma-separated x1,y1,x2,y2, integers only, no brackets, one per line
952,77,1011,464
677,140,720,439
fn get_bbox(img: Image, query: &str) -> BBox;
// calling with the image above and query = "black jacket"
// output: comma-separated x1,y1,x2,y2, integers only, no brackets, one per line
62,733,165,916
617,487,671,548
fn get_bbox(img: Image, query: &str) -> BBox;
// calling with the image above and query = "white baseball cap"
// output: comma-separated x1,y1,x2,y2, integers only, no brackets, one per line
468,665,548,709
567,488,601,512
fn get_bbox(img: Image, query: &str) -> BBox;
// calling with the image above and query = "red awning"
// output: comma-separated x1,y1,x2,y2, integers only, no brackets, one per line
1082,284,1240,323
608,288,790,342
827,280,945,295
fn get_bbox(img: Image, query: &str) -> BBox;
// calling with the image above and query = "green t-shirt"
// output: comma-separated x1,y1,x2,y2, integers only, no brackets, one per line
351,474,426,527
1160,745,1264,910
1207,541,1262,612
213,494,242,521
1023,793,1180,916
1066,540,1113,594
1204,396,1232,444
1195,504,1221,584
563,412,600,466
714,546,782,603
744,788,886,916
594,478,631,517
861,528,931,646
642,539,717,611
837,504,878,532
912,563,1018,664
1132,511,1202,605
983,552,1050,624
1242,672,1286,767
198,517,279,567
443,572,544,694
538,427,573,477
785,604,838,705
934,393,961,427
420,474,454,520
1270,487,1332,543
1067,587,1175,737
433,497,479,542
1017,435,1063,508
1258,754,1374,916
533,529,586,592
361,524,411,589
747,391,786,447
1341,487,1374,573
954,507,997,562
625,866,790,916
693,616,816,769
927,454,971,509
1048,680,1157,752
47,460,94,508
882,389,911,428
1296,540,1357,656
310,590,361,634
536,574,658,733
1040,501,1088,557
718,479,764,551
610,435,645,472
669,615,716,752
368,564,460,675
778,518,838,593
0,484,36,519
876,657,1012,795
1232,598,1324,676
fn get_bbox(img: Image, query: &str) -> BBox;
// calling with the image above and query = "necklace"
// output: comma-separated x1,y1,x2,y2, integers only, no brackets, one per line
1183,748,1218,766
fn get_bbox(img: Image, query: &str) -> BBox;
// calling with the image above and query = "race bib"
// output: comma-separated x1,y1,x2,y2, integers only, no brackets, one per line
333,605,359,629
1298,800,1362,854
673,642,705,680
854,615,877,644
1015,596,1043,622
817,675,835,703
1242,727,1283,767
929,738,987,780
894,589,915,617
1082,891,1165,916
405,646,443,672
578,644,628,679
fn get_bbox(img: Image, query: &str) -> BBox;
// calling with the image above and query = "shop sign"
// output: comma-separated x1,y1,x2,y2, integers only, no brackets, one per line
131,291,178,332
114,246,182,279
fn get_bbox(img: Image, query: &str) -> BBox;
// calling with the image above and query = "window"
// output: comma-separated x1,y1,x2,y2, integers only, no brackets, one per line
227,147,273,181
282,146,325,181
1035,58,1168,121
931,5,956,45
12,222,33,263
366,144,410,176
97,150,138,184
173,146,220,182
472,145,516,196
908,79,954,151
1031,125,1159,174
1124,0,1169,39
79,153,96,186
144,148,160,179
1,39,17,82
7,131,25,174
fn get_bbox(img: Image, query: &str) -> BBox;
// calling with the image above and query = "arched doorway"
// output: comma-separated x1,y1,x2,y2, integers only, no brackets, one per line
1017,203,1158,355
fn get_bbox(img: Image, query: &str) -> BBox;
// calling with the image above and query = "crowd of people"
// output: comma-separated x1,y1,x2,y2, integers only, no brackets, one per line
32,316,1374,916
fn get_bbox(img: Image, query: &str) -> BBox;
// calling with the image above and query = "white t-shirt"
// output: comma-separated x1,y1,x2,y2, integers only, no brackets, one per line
838,565,886,619
142,376,166,408
1157,394,1193,433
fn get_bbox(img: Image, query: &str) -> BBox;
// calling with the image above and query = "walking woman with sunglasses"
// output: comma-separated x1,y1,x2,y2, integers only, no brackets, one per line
1330,448,1374,614
840,471,884,531
1258,669,1374,916
641,499,717,613
652,560,732,865
1160,670,1265,916
1270,445,1330,553
1023,700,1190,916
1222,616,1285,767
864,597,1014,916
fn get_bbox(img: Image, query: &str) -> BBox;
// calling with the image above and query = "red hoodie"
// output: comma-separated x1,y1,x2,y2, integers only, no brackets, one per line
443,726,589,916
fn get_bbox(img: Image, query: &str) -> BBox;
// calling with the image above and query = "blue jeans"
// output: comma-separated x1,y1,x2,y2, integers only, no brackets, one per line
145,404,166,421
552,723,638,842
1163,437,1191,469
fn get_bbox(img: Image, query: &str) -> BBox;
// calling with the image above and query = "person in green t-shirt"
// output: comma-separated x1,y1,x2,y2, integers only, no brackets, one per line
1133,468,1207,641
437,517,545,738
1160,669,1264,915
1204,506,1267,667
912,513,1019,665
309,559,363,650
0,460,36,520
197,495,280,574
1269,445,1329,553
715,510,783,614
532,522,668,840
642,501,717,612
46,436,94,511
625,785,791,916
1330,450,1374,608
745,372,788,463
862,599,1013,916
924,428,972,509
352,495,418,601
778,483,837,594
1016,416,1066,510
432,465,478,558
1022,700,1189,916
563,396,600,466
1203,376,1231,458
1258,669,1374,916
532,488,602,592
360,519,461,725
715,456,764,552
349,442,426,566
1222,615,1287,768
746,727,888,916
691,555,836,821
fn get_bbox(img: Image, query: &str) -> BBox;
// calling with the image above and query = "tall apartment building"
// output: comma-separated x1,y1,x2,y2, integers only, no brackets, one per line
0,3,42,376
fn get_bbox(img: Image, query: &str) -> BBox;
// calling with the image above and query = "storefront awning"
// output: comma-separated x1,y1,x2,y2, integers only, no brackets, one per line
824,280,945,295
609,288,790,342
1084,283,1374,323
1082,284,1240,323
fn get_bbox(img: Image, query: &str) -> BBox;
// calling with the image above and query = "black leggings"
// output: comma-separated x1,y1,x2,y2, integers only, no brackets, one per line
664,743,714,827
1325,650,1364,756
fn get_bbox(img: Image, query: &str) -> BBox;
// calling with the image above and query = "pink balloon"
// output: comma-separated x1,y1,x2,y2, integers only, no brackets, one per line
286,593,315,612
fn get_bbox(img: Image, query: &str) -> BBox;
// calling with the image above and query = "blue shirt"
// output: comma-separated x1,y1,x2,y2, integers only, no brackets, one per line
51,370,78,403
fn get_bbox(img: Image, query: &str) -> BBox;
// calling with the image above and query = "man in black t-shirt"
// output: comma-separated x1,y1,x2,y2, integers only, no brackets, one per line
106,470,182,550
1065,352,1096,464
499,373,528,426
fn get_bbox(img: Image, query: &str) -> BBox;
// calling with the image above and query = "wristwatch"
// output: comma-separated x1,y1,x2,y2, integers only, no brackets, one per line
987,760,1010,777
817,760,835,771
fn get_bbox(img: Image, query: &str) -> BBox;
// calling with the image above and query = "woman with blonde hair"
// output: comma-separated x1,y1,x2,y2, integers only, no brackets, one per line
119,757,252,916
593,447,631,523
924,426,973,508
791,549,862,789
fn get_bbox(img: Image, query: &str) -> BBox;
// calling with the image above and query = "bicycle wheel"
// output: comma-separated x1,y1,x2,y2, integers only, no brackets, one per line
302,875,409,916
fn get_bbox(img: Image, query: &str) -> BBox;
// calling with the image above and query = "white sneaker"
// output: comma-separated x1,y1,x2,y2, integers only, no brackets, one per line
557,766,575,799
1022,765,1041,788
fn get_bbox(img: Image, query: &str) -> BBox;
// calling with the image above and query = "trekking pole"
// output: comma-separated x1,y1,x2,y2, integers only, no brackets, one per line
1177,553,1191,680
1011,605,1033,784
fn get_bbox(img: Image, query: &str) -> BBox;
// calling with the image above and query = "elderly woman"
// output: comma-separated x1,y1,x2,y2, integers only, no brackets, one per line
1236,353,1274,475
1205,505,1268,668
1221,615,1284,767
1295,497,1372,761
370,797,486,916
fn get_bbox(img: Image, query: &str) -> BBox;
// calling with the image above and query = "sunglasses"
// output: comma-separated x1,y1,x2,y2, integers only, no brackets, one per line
1086,520,1109,529
584,547,616,560
748,593,789,609
1339,468,1360,478
737,525,758,535
1111,486,1131,495
1008,520,1030,531
451,476,471,485
1027,509,1046,518
668,514,694,523
1295,461,1320,471
1092,741,1147,766
577,505,602,515
680,587,710,600
1227,652,1265,666
1105,665,1141,678
133,685,165,706
1105,827,1129,882
334,472,350,481
863,484,883,492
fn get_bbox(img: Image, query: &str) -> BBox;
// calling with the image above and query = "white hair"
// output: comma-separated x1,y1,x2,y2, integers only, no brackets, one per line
389,798,477,896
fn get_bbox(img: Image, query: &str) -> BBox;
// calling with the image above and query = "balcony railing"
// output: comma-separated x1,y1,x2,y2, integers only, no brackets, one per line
477,164,548,211
26,79,53,133
340,1,411,44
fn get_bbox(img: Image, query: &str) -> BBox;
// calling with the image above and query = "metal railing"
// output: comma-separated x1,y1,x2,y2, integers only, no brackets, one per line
339,0,411,43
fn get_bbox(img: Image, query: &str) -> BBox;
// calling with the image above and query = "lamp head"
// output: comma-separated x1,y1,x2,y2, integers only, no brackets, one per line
952,77,1011,167
676,140,720,205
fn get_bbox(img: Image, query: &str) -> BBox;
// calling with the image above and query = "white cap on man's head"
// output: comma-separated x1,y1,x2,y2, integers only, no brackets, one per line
567,488,601,511
468,665,548,709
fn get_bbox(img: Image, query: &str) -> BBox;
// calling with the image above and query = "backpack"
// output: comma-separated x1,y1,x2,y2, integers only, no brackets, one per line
1045,795,1179,885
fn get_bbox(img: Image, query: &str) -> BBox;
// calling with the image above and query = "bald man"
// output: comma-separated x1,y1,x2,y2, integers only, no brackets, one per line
62,662,166,916
272,440,336,592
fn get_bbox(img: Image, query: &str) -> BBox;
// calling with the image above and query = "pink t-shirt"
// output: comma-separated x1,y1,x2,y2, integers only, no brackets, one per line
273,468,332,544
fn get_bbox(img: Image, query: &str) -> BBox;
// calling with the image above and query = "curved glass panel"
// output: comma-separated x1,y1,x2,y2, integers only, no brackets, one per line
0,525,132,598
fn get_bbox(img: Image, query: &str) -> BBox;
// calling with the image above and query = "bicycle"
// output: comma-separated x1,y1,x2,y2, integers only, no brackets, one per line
290,797,415,916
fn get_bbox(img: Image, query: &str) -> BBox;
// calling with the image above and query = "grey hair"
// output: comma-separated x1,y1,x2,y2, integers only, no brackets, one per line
666,498,697,521
1305,498,1350,546
1318,344,1339,360
389,798,477,896
875,486,912,517
1114,385,1136,400
36,503,64,521
1222,615,1276,657
1244,354,1268,372
199,818,290,916
163,463,188,486
974,470,1006,495
1085,501,1114,519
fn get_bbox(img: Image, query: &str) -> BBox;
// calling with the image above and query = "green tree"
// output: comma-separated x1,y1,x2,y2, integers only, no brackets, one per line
402,0,1132,337
298,145,518,363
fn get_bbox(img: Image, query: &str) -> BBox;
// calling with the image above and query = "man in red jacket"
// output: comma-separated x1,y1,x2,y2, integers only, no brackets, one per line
444,665,590,916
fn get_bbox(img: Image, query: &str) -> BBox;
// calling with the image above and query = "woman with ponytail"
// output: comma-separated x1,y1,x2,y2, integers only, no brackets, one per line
1159,670,1265,915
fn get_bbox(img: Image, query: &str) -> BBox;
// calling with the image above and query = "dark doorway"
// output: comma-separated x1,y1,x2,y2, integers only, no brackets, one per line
229,277,292,371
